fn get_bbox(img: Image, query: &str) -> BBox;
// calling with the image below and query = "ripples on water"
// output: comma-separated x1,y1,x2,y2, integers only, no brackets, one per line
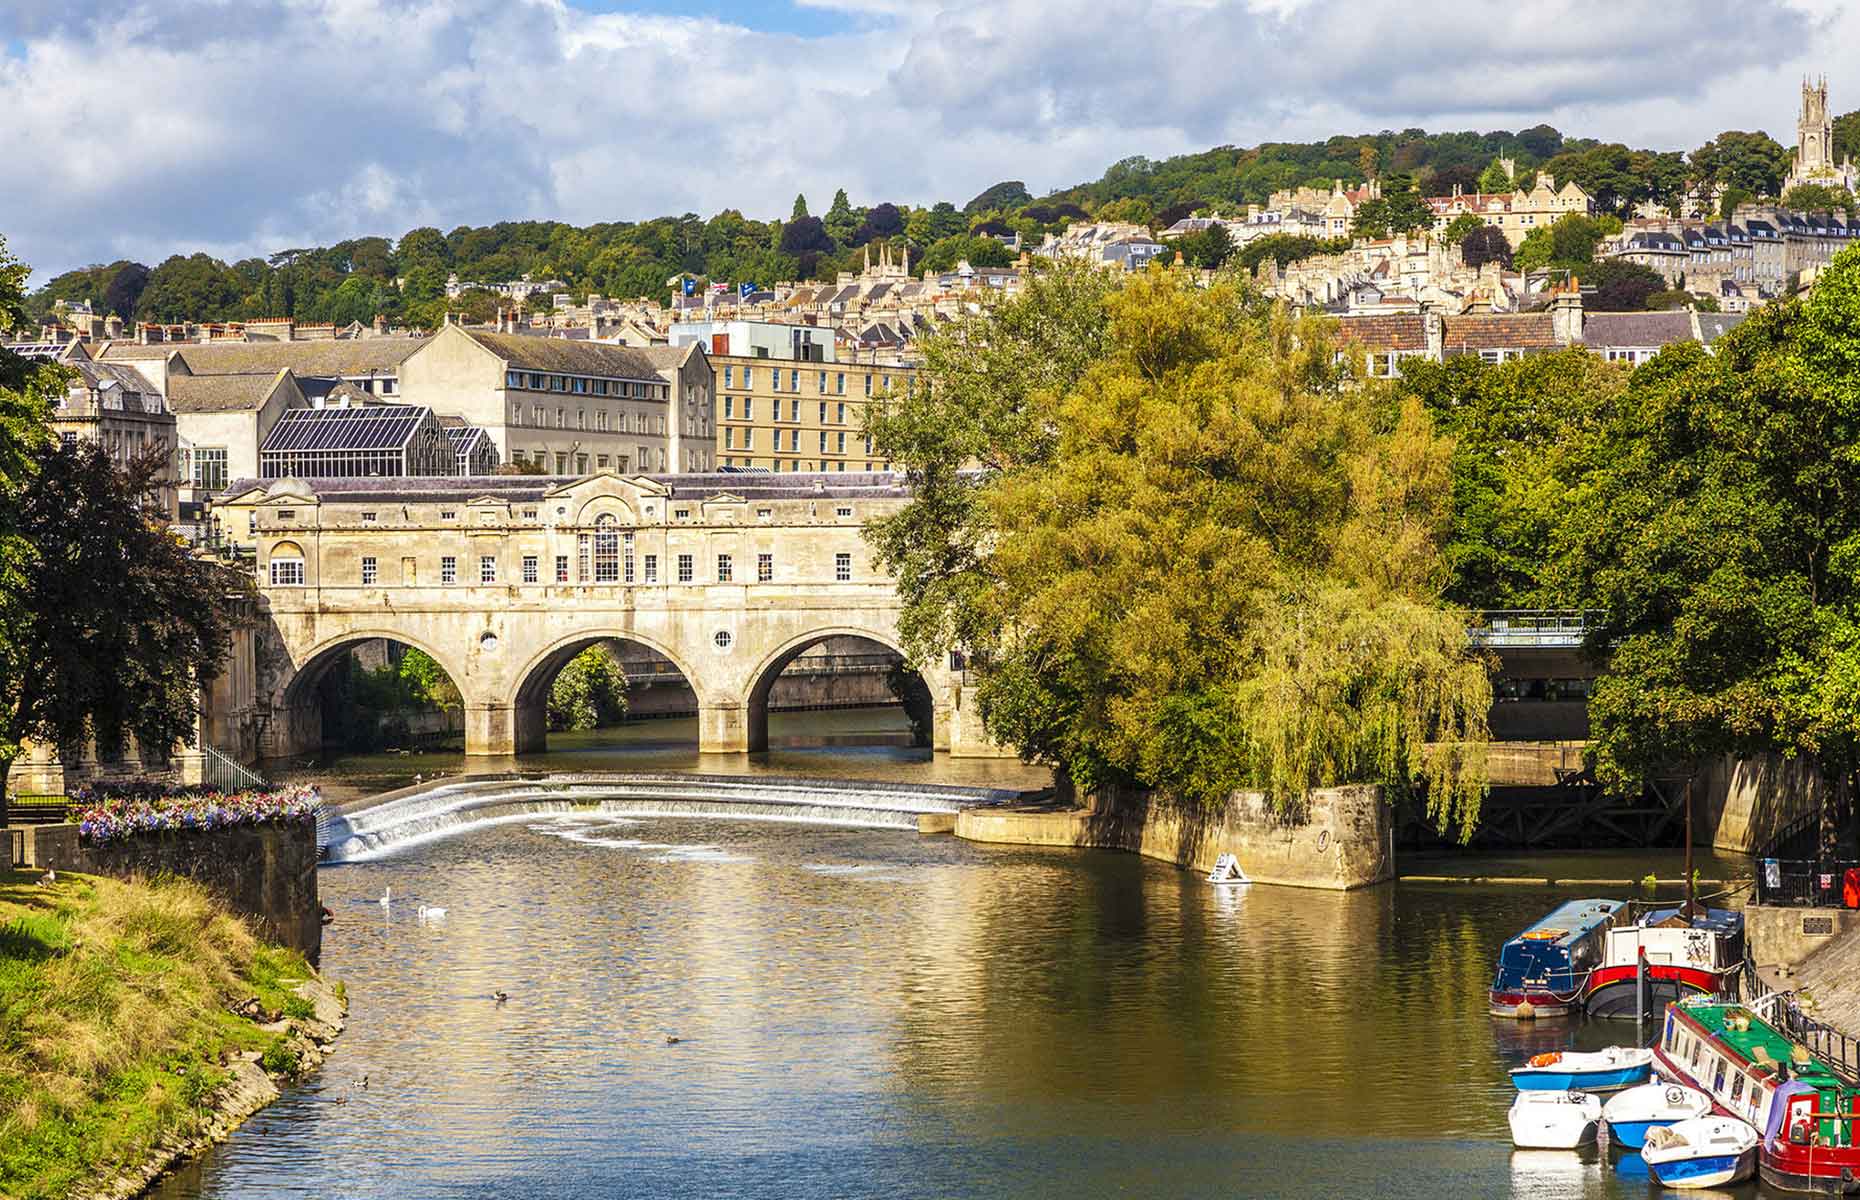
153,813,1762,1199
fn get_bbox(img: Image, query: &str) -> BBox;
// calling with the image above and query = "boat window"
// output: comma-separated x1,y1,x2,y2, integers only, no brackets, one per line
1731,1072,1745,1103
1690,1038,1703,1068
1713,1060,1727,1095
1664,1016,1676,1050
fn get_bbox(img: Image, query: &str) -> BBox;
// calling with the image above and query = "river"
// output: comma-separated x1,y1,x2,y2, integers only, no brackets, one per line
153,724,1769,1199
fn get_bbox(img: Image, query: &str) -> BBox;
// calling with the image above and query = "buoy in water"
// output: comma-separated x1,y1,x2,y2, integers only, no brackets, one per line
1516,1000,1537,1020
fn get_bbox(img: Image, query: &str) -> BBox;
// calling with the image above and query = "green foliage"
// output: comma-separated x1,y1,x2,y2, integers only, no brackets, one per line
0,437,251,808
547,644,630,731
868,264,1490,834
1544,144,1687,215
790,193,809,221
964,180,1032,215
1513,227,1555,274
1478,158,1520,193
1835,110,1860,166
260,1036,301,1076
1554,245,1860,790
1442,213,1485,245
1584,260,1667,312
1460,225,1512,270
1234,233,1350,272
1174,222,1233,269
1352,183,1434,239
823,189,860,247
1783,183,1857,217
1395,350,1628,608
1690,130,1793,200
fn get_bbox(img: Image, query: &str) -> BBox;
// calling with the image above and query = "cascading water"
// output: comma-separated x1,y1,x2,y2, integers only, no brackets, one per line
318,773,1028,862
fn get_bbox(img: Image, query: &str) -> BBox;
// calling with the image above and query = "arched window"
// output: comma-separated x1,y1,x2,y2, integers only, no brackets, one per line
594,513,620,582
269,541,305,586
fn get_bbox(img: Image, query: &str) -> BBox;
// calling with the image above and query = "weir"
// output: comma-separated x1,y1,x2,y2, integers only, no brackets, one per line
318,773,1028,862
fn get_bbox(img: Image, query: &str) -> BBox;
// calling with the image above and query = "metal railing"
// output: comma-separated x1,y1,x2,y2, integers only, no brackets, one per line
1740,957,1860,1083
1755,858,1860,907
1469,609,1595,649
199,745,269,792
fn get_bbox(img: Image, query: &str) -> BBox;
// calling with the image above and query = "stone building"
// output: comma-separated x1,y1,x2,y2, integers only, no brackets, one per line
1424,175,1595,249
1785,75,1859,194
14,339,181,518
711,355,914,472
394,324,715,475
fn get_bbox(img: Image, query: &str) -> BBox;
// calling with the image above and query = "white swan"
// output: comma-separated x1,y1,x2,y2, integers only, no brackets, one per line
378,886,392,907
417,905,447,922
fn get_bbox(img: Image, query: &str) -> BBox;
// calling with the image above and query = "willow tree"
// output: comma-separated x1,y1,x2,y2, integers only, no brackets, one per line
868,264,1491,838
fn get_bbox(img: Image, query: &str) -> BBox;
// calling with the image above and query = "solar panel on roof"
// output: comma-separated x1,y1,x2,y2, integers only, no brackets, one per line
262,404,432,453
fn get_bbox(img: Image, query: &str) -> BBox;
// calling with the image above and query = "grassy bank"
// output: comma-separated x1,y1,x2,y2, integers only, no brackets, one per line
0,868,319,1199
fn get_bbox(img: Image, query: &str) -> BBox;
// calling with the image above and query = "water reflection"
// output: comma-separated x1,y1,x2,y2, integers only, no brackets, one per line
153,817,1772,1199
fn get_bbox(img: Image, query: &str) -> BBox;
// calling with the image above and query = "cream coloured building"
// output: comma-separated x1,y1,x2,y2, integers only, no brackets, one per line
1425,176,1595,249
396,324,715,475
711,354,916,472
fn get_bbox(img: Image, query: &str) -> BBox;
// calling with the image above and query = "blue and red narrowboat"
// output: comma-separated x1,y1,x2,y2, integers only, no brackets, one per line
1489,898,1623,1018
1584,904,1745,1018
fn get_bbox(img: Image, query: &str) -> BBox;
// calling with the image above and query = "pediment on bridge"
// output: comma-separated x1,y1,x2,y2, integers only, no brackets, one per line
224,480,318,507
543,472,669,526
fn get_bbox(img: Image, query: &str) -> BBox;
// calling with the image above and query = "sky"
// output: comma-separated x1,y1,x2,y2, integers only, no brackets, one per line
1,0,1855,283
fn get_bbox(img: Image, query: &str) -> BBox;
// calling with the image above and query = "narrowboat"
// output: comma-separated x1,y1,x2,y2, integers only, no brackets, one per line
1654,999,1860,1194
1510,1046,1654,1092
1489,899,1624,1018
1584,904,1745,1019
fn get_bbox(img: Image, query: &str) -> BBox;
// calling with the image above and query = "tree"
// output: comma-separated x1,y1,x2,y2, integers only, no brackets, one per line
100,262,151,321
867,263,1490,835
1442,213,1486,245
790,193,810,221
964,181,1032,215
1352,184,1433,239
1549,213,1605,264
1513,228,1555,274
1359,145,1380,182
1396,350,1627,608
1460,225,1512,270
1782,182,1857,217
1234,234,1349,272
1835,110,1860,165
1584,260,1666,311
1690,130,1793,199
1478,158,1519,194
0,441,250,811
136,253,242,322
1553,246,1860,812
548,644,629,730
824,189,860,247
1176,223,1233,269
1095,197,1153,226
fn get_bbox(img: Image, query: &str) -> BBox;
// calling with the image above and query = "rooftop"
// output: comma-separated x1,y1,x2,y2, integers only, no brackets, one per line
217,470,911,506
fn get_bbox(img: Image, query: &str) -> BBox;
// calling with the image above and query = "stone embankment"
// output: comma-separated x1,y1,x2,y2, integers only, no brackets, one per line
955,782,1392,890
1782,921,1860,1064
90,975,346,1200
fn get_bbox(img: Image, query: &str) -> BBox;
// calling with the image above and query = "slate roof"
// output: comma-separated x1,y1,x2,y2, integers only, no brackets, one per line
1442,313,1559,352
461,329,677,380
1579,311,1696,349
166,371,293,414
1332,314,1428,352
115,338,427,377
1695,313,1747,343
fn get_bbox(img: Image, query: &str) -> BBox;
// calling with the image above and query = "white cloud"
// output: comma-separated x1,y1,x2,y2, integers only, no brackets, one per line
0,0,1854,282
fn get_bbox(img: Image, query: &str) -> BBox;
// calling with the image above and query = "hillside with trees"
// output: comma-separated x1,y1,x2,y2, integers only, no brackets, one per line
24,114,1853,330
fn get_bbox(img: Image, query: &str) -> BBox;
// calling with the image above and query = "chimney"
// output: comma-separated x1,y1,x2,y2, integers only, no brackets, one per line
1420,302,1445,361
1552,282,1584,345
373,313,386,335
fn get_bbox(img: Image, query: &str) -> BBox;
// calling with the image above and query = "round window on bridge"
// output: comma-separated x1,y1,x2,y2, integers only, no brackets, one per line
713,630,733,652
480,631,499,652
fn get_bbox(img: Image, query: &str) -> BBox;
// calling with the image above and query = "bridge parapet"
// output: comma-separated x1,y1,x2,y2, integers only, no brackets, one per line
1469,609,1594,649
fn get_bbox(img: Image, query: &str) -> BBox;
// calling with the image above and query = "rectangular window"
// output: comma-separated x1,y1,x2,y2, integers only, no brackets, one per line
836,402,846,424
533,404,544,426
819,401,827,423
789,399,798,422
522,555,539,584
818,370,827,393
644,553,658,583
555,452,568,473
771,370,780,392
576,453,589,474
725,427,735,449
724,365,734,388
819,431,828,452
836,373,845,395
677,553,694,583
743,428,754,449
835,552,852,581
361,556,377,584
624,532,635,584
836,432,846,453
361,511,377,523
757,552,773,582
441,555,457,585
597,454,610,469
270,558,304,586
836,506,853,518
789,369,799,391
743,397,754,420
573,378,587,394
577,534,590,581
724,396,734,419
743,367,753,389
789,429,800,451
717,553,732,582
440,510,456,520
864,375,873,396
480,555,496,584
555,554,569,583
192,447,229,491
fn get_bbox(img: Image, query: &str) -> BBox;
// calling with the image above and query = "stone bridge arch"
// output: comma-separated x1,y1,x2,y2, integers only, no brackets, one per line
735,625,952,753
260,622,476,759
502,626,710,756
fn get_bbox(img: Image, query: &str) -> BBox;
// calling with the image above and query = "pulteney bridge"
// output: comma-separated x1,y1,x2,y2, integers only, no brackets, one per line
220,471,994,759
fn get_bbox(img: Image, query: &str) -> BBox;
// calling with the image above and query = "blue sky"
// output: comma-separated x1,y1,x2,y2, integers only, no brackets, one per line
1,0,1853,283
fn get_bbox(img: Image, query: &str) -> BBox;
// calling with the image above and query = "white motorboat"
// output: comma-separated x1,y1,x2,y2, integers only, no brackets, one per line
1508,1090,1604,1149
1601,1081,1712,1149
1509,1045,1654,1092
1640,1115,1760,1189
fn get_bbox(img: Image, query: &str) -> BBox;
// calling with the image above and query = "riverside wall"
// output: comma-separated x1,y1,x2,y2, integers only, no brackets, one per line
1696,752,1830,854
23,822,323,959
955,782,1393,890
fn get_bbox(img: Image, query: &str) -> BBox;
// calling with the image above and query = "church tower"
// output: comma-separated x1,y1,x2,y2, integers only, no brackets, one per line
1796,75,1833,178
